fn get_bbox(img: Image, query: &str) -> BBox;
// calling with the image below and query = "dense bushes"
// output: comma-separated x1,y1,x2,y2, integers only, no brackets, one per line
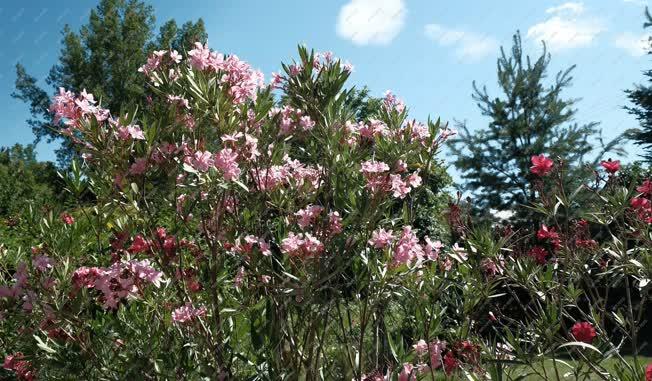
1,42,652,381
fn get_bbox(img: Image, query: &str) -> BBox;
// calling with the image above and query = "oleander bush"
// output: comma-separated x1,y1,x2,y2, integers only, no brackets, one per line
1,42,652,381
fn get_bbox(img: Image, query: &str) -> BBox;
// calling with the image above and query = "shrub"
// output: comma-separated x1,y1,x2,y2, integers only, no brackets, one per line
1,42,651,381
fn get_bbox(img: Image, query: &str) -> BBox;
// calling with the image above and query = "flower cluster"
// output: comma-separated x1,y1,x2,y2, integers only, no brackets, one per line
252,157,322,192
407,339,480,377
360,160,422,199
72,260,164,309
186,42,264,103
50,88,110,130
368,226,443,267
172,303,207,325
3,353,35,381
280,232,325,258
631,179,652,223
270,106,315,135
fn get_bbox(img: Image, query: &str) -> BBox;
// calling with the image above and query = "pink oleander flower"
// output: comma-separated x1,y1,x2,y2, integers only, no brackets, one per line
429,340,446,369
190,151,214,172
413,339,428,357
116,124,145,141
398,363,415,381
172,303,207,324
138,50,166,76
270,71,284,88
289,64,302,76
215,148,241,180
169,49,182,63
393,226,424,266
406,172,422,188
359,119,388,139
281,232,303,255
220,54,264,104
73,260,163,309
383,90,405,113
295,204,324,229
60,212,75,225
188,42,223,71
368,228,394,249
299,115,315,130
130,157,149,175
301,233,324,257
232,235,270,256
390,174,411,199
530,154,554,176
439,127,457,141
360,160,390,174
72,266,102,289
328,211,343,235
281,232,324,258
234,266,246,289
424,237,443,261
407,120,430,143
361,160,392,195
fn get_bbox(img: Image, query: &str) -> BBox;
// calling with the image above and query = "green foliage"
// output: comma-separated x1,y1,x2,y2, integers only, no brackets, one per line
449,31,615,225
0,144,64,218
625,8,652,161
11,0,207,166
0,144,69,254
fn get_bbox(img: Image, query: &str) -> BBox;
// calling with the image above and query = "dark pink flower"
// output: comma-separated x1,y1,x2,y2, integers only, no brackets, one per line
128,235,150,254
637,179,652,195
600,159,620,174
530,154,554,176
60,212,75,225
571,321,597,343
528,246,548,265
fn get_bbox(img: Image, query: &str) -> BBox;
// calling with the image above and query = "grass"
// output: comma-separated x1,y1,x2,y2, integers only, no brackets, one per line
415,356,652,380
512,356,652,380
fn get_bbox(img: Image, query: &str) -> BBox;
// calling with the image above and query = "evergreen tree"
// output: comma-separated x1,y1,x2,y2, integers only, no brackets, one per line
11,0,207,165
625,8,652,161
450,32,611,223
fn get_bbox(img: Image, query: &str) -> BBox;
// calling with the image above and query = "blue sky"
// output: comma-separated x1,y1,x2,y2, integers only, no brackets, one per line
0,0,650,170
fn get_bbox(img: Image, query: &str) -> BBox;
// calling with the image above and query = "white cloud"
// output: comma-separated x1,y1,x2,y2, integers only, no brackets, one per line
546,2,584,15
336,0,406,45
614,32,651,56
527,2,605,51
424,24,498,60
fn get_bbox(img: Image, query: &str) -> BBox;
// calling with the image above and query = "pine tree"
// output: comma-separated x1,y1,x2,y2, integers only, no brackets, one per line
625,8,652,161
450,31,609,223
11,0,207,165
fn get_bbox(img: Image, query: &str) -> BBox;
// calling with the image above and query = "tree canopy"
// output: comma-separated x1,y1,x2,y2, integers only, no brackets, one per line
449,32,612,223
12,0,207,165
